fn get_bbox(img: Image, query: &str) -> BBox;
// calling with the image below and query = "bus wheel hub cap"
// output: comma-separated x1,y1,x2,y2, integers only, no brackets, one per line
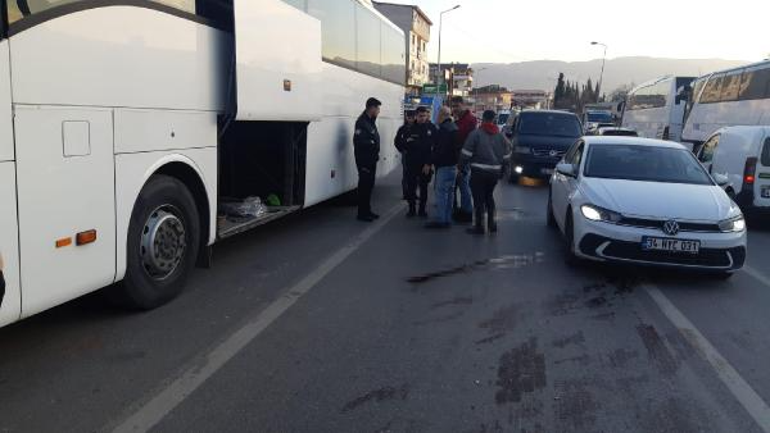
141,208,186,280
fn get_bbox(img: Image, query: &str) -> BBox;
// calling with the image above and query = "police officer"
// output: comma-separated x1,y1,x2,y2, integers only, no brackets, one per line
354,97,382,222
395,110,416,200
403,106,436,218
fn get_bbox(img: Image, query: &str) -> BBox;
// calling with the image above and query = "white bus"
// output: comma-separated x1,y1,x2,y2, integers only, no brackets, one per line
621,76,694,144
682,60,770,150
0,0,405,327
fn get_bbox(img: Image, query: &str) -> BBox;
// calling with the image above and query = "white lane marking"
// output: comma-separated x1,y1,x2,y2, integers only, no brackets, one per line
110,204,403,433
744,266,770,289
645,284,770,432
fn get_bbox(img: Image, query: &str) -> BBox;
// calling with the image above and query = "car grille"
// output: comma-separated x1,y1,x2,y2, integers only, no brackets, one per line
618,217,721,233
579,234,745,269
532,148,566,158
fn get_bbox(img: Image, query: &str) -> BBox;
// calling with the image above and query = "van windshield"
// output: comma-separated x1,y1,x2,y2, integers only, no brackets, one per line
586,112,613,123
497,113,510,125
519,113,582,137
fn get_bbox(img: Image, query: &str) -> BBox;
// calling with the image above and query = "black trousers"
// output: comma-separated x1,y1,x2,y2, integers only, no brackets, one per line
470,169,499,228
357,164,377,217
405,168,430,208
0,270,5,309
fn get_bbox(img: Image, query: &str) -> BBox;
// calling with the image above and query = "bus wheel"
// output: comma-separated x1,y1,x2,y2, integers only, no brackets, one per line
119,175,201,310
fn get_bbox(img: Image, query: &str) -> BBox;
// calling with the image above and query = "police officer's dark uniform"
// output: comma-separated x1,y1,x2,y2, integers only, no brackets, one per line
354,98,381,222
0,255,5,310
395,111,416,200
401,118,436,217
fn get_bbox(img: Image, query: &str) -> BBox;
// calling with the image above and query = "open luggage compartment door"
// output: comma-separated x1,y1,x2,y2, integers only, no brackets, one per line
234,0,323,122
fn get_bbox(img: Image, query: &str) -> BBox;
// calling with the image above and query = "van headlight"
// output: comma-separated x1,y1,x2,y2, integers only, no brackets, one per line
580,204,622,223
719,216,746,233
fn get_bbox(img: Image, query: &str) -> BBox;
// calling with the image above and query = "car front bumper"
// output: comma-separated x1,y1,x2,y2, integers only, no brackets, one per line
511,154,561,178
573,218,747,271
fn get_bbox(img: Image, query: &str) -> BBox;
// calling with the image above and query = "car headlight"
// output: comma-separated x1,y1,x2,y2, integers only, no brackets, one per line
719,216,746,233
514,146,531,154
580,204,623,223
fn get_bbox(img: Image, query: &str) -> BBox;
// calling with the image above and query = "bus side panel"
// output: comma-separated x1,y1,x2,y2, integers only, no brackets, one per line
303,63,402,207
9,6,227,112
15,106,116,318
0,163,21,327
0,41,13,162
114,148,217,282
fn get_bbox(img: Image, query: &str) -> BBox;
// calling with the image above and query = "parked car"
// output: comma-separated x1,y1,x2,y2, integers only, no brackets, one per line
508,110,583,182
548,136,746,277
697,126,770,212
594,127,638,137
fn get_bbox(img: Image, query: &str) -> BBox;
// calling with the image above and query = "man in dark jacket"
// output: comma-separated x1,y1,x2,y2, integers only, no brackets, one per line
400,106,435,218
451,96,477,223
460,110,512,235
426,106,460,229
395,110,416,200
354,97,382,222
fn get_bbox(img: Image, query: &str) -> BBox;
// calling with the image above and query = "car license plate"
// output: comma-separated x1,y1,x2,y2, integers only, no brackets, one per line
541,168,554,176
762,186,770,198
641,237,700,254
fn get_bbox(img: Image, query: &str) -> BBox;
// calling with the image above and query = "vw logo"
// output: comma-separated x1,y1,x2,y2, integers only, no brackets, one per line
662,220,680,236
549,150,558,157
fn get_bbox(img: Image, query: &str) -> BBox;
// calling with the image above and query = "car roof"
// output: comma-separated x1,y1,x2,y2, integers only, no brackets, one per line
583,136,687,150
520,109,578,117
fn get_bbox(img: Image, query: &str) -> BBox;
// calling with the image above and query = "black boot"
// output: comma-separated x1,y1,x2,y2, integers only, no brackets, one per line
488,217,498,234
418,202,428,218
407,202,416,218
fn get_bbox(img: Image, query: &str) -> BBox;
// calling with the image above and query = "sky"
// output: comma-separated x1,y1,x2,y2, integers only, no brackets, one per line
382,0,769,64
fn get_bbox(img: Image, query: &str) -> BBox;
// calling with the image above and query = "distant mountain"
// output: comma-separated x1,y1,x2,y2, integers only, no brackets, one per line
472,57,752,94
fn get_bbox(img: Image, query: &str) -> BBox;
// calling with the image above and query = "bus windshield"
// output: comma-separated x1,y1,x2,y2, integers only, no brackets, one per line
587,112,613,123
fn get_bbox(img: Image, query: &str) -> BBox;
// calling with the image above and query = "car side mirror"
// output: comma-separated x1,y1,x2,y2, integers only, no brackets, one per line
713,173,729,187
556,163,576,177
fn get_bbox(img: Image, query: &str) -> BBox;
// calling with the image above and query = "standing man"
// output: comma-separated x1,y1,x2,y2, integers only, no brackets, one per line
451,96,477,223
354,97,382,222
402,106,435,218
0,252,5,309
395,110,416,201
459,110,512,235
426,106,460,229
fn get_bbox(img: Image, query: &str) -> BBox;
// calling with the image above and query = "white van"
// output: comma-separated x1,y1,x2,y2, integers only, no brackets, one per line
697,126,770,211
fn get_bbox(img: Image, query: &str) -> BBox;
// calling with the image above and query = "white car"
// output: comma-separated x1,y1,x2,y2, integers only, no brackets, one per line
548,136,747,276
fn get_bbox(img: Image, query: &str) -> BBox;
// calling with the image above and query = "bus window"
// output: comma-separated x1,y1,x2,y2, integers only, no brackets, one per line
762,138,770,167
355,3,381,77
700,73,725,104
381,22,405,85
282,0,306,10
307,0,356,70
720,70,743,102
739,66,770,101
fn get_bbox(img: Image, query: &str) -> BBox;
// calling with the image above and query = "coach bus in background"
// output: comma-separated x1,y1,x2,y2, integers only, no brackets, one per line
621,76,694,144
682,60,770,152
0,0,405,328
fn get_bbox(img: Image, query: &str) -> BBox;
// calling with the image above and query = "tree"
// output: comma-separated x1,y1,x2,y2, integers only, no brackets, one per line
554,73,566,108
608,83,634,103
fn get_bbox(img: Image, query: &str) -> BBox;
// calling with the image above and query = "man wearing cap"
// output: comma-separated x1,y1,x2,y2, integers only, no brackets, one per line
402,106,436,218
459,110,512,235
354,97,382,222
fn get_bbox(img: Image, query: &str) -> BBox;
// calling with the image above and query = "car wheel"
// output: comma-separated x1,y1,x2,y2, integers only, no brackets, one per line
547,190,557,229
564,211,579,266
715,271,734,280
116,175,201,310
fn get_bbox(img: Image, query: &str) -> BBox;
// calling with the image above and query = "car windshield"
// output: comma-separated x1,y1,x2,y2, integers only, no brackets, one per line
584,144,714,185
601,129,638,137
587,112,613,122
519,113,581,137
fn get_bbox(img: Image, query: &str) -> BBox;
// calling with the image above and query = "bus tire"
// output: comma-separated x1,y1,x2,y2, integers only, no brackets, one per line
118,175,201,310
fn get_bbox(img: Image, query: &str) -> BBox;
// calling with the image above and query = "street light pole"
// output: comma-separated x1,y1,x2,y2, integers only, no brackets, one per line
436,5,461,99
591,41,607,102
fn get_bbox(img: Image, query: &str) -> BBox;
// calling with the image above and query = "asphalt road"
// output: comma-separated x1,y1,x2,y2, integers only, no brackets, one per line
3,174,770,433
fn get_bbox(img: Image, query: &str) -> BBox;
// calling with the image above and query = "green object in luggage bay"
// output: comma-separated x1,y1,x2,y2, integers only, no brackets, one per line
266,194,281,207
758,173,770,179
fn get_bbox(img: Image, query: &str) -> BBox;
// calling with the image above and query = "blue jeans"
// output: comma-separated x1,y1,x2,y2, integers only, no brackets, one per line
433,166,457,224
458,165,473,213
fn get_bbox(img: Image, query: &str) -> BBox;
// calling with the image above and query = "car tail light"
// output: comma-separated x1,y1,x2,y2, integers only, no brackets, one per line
743,157,758,186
